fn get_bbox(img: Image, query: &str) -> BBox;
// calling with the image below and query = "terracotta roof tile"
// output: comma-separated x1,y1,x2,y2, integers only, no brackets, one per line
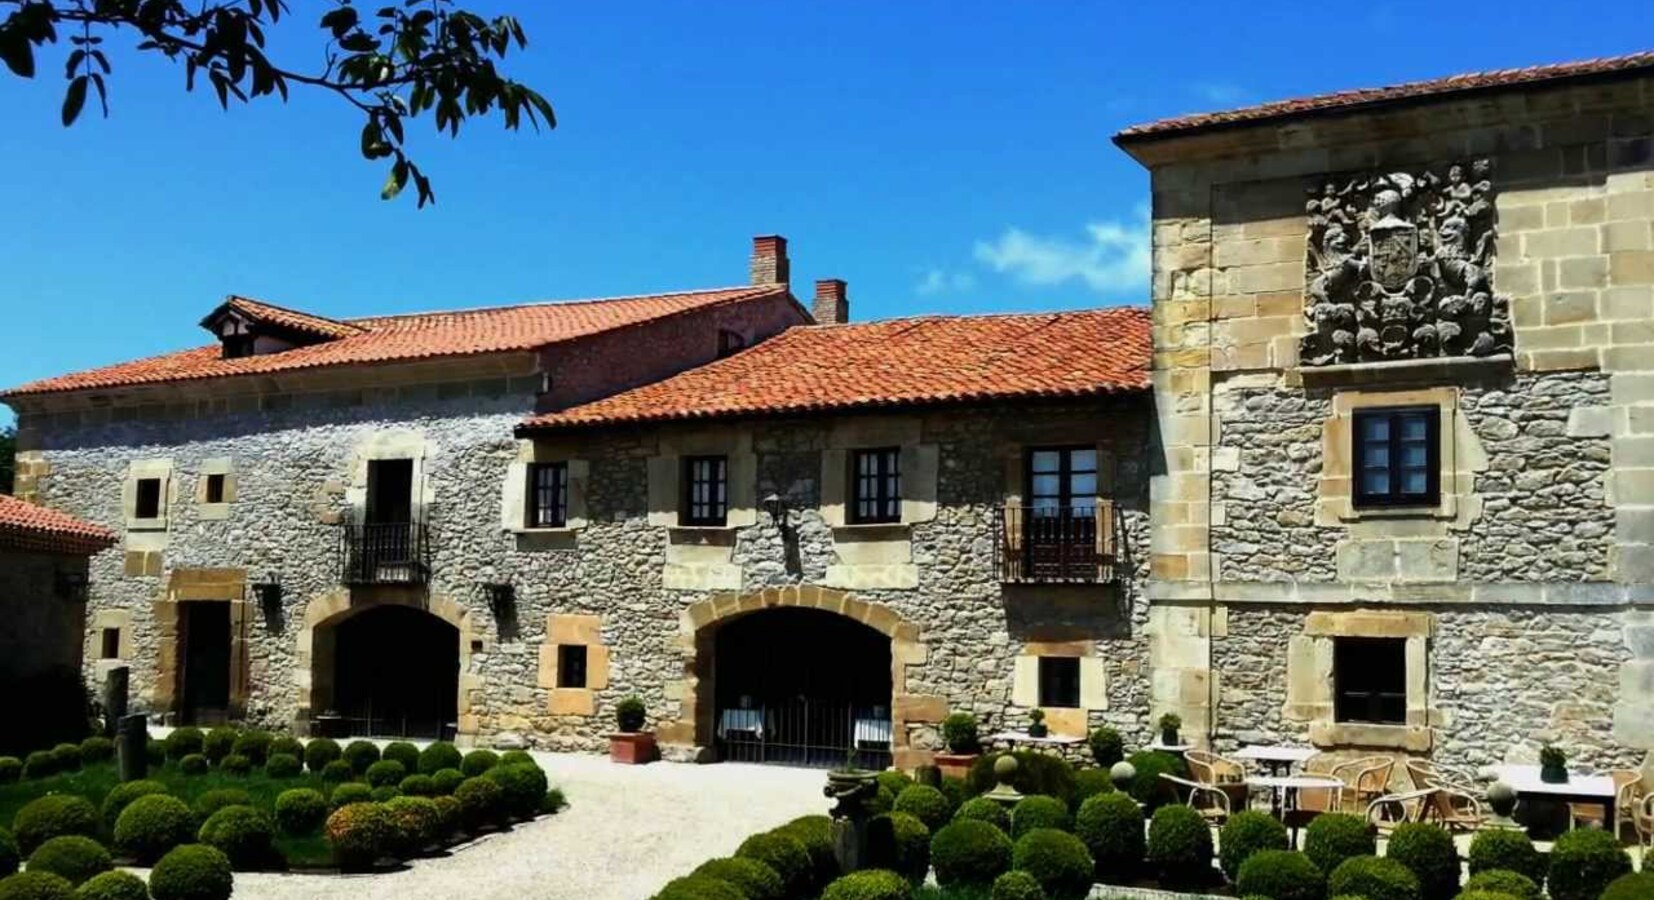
5,285,788,397
521,307,1150,430
0,494,117,555
1116,49,1654,141
208,296,366,339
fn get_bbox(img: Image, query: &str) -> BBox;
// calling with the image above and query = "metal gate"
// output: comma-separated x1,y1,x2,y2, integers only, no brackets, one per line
716,698,891,769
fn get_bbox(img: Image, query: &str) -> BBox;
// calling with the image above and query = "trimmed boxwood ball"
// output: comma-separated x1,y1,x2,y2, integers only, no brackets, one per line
381,742,420,773
1089,726,1125,767
196,805,273,869
459,750,498,777
364,759,406,788
0,758,20,784
430,796,461,839
342,741,380,775
966,753,1077,806
304,738,341,773
1548,827,1633,900
993,870,1046,900
1467,830,1545,886
324,802,393,871
869,786,895,816
1328,856,1422,900
736,831,811,898
430,768,465,795
22,753,56,780
145,740,165,769
652,875,744,900
268,735,303,760
694,857,785,900
113,794,196,864
1603,872,1654,900
229,730,271,765
25,837,111,887
892,785,951,832
931,818,1013,888
417,742,461,775
453,776,506,830
1013,828,1095,900
329,783,373,810
498,750,535,769
14,795,100,855
217,755,250,777
485,764,549,820
179,755,208,776
1387,823,1460,900
1011,795,1071,839
1304,813,1375,877
100,780,168,832
191,790,252,820
1071,768,1114,812
1075,791,1144,882
383,796,442,858
50,744,82,773
1463,870,1541,900
165,728,204,761
369,786,400,803
0,871,75,900
71,870,149,900
147,844,232,900
264,753,302,779
1220,810,1290,882
399,774,438,797
821,869,912,900
954,796,1011,833
320,760,353,784
1127,750,1188,810
1237,849,1325,900
200,728,236,765
876,770,913,798
868,813,929,884
0,827,17,876
1147,804,1214,889
274,789,328,836
774,815,835,890
76,739,113,765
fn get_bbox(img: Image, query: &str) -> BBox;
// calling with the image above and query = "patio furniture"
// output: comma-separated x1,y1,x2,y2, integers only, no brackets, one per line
1636,792,1654,848
1247,774,1345,839
1186,748,1250,811
1405,758,1485,830
984,731,1086,752
1366,787,1445,833
1333,755,1397,813
1567,768,1642,837
1489,764,1620,836
1159,773,1233,824
717,707,764,738
1231,744,1319,776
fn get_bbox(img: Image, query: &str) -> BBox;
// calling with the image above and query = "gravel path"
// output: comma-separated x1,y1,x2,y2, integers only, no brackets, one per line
231,752,826,900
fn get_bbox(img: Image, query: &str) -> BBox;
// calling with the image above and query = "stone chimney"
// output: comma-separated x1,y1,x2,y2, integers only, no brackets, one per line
813,279,848,325
749,235,789,286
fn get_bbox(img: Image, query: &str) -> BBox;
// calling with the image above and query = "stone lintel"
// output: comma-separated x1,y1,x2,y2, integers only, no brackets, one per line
1296,354,1516,389
892,694,948,724
1309,721,1433,752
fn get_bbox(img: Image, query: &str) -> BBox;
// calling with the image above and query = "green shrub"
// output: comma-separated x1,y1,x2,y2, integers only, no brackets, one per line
1602,872,1654,900
652,876,744,900
25,837,110,887
216,755,249,777
616,696,647,733
145,743,165,769
200,728,235,765
430,795,461,839
1386,823,1459,900
179,755,207,776
264,753,302,779
1466,830,1545,885
342,741,380,775
966,753,1077,805
0,758,20,784
364,759,406,788
484,764,549,820
820,869,911,900
1304,813,1375,877
113,794,195,864
1011,795,1071,839
931,818,1012,888
324,802,393,871
942,713,980,753
268,735,302,760
736,832,811,898
1071,768,1113,812
1013,828,1094,900
1127,750,1189,810
196,806,272,869
368,786,400,803
273,789,327,836
13,796,99,855
147,844,232,900
876,770,913,798
1462,870,1541,900
694,857,784,900
940,776,969,812
892,785,952,832
993,870,1047,900
383,796,441,858
191,789,252,820
165,728,204,761
868,813,929,884
430,767,465,795
459,750,498,777
1088,727,1124,766
773,815,836,890
1221,810,1290,882
498,750,535,769
1548,827,1632,900
76,739,112,765
0,827,15,877
417,742,462,775
540,788,567,813
21,752,55,780
1453,892,1519,900
869,786,895,816
1074,791,1143,882
328,783,372,810
320,760,353,784
71,870,148,900
454,776,506,830
1147,803,1214,888
226,731,269,765
954,796,1011,833
380,742,419,773
100,779,168,832
49,744,82,773
0,871,74,900
399,774,437,797
1237,849,1325,900
303,738,341,773
1328,856,1421,900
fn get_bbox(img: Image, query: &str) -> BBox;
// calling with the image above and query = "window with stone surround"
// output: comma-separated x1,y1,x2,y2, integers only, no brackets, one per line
526,462,568,528
204,473,227,505
682,455,728,526
1285,609,1434,751
850,448,902,524
1038,656,1081,709
100,627,121,660
557,644,588,689
134,478,163,520
1353,407,1440,508
1333,637,1406,724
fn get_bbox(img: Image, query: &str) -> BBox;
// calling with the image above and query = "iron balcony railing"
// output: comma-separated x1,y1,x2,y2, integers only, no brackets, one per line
339,521,431,585
994,503,1120,584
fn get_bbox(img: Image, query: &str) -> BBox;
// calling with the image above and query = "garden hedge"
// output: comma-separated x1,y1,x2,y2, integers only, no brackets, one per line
201,729,236,765
460,750,499,777
430,767,465,795
875,771,913,798
264,753,302,779
1466,830,1545,886
821,869,912,900
192,790,252,820
13,796,99,855
1603,872,1654,900
268,736,304,761
22,752,55,781
0,828,15,877
382,742,420,773
0,758,19,784
179,755,208,776
485,763,548,820
147,844,233,900
164,728,204,761
369,786,400,803
328,783,373,810
325,802,394,871
1071,768,1113,812
384,796,442,858
1147,803,1213,889
76,739,113,765
196,806,273,869
1386,823,1460,900
430,796,461,839
229,731,271,765
1074,791,1144,882
1011,795,1071,839
498,750,535,769
99,780,167,832
867,813,929,884
653,875,743,900
1088,727,1124,767
304,738,341,774
931,818,1012,888
417,742,463,775
966,752,1076,805
320,760,353,784
773,815,836,890
1462,870,1541,900
735,831,811,898
1127,750,1188,810
0,871,75,900
217,755,250,777
693,857,784,900
1013,828,1094,900
892,785,951,831
993,869,1046,900
1237,849,1325,900
113,794,196,864
1303,813,1375,877
71,870,149,900
49,744,81,773
954,796,1011,833
399,774,438,797
454,777,506,830
1220,810,1289,882
25,837,111,887
273,789,328,836
1328,856,1422,900
364,759,406,789
342,741,380,775
1547,827,1632,900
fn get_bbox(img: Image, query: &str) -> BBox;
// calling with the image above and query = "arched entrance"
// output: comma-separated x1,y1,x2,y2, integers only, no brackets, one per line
301,590,470,739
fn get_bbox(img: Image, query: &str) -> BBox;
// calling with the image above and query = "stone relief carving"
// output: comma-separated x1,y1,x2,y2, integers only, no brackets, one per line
1301,159,1513,367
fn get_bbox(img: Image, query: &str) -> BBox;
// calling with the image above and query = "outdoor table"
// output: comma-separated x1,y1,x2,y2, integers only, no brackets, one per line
853,718,892,748
1489,764,1619,833
985,731,1086,754
1233,744,1319,775
1246,774,1345,834
717,708,764,739
1148,742,1193,754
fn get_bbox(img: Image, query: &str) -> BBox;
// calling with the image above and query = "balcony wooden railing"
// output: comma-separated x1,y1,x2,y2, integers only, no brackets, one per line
340,521,431,585
994,503,1119,584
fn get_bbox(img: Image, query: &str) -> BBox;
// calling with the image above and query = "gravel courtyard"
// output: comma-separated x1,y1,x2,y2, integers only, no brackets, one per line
230,751,825,900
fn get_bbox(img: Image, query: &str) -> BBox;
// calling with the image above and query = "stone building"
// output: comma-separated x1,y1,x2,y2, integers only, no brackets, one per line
1115,51,1654,769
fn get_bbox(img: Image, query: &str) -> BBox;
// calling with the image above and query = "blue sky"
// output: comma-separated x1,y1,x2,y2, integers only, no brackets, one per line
2,1,1650,425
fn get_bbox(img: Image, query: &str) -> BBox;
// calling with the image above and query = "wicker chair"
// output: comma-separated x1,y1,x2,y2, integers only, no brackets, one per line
1161,773,1234,825
1185,749,1251,812
1333,756,1396,813
1569,769,1643,838
1404,760,1487,833
1636,792,1654,848
1365,787,1435,833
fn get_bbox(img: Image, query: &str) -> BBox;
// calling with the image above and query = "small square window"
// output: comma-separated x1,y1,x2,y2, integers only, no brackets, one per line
682,455,728,526
557,644,589,689
100,628,121,660
134,478,163,520
1037,656,1081,709
850,448,902,524
204,473,227,505
526,462,568,528
1334,637,1407,725
717,330,746,358
1353,407,1440,508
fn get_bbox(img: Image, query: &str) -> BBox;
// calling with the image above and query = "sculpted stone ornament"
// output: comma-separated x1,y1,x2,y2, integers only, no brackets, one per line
1300,159,1512,366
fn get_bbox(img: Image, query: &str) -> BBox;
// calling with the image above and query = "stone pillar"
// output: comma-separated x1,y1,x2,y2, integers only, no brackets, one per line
102,666,129,738
116,714,148,782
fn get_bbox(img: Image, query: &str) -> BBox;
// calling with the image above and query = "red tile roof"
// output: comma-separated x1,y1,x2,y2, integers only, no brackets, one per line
520,307,1150,431
1116,50,1654,141
204,296,366,340
0,494,117,555
4,286,790,397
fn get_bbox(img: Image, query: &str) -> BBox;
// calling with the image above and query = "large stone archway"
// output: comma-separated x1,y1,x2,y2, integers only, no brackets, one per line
663,585,942,769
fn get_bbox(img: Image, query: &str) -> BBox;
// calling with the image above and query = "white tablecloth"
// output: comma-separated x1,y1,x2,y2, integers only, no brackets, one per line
854,719,892,745
718,708,764,738
1489,764,1616,799
1233,745,1319,765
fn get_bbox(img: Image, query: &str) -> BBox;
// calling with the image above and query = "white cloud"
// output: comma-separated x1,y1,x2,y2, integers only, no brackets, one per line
972,206,1151,295
915,268,976,296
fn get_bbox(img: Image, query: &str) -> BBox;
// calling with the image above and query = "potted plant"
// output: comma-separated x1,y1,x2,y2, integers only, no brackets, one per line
1158,712,1182,747
1027,709,1049,739
1539,744,1568,783
936,711,981,779
609,696,657,765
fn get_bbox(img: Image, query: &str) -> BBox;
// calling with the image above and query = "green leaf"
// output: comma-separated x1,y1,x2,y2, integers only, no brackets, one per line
61,74,87,125
380,159,408,200
0,36,35,79
320,6,359,38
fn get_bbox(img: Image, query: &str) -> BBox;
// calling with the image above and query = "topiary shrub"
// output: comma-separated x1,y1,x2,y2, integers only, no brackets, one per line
1075,791,1144,882
25,837,111,887
303,738,341,774
380,742,419,773
993,870,1047,900
542,787,567,813
453,776,506,830
328,783,373,810
774,815,836,891
191,789,252,820
383,796,441,859
364,759,406,789
498,750,535,769
1602,872,1654,900
147,844,232,900
0,871,75,900
398,774,437,797
22,752,56,781
736,832,811,898
216,755,250,777
869,786,895,816
165,728,204,761
342,741,379,775
196,806,273,869
1011,795,1072,839
200,728,236,765
430,795,461,840
268,735,303,760
113,794,195,864
694,857,784,900
76,739,113,765
324,802,393,871
891,785,951,832
652,876,743,900
13,796,99,855
1147,803,1214,888
820,869,911,900
484,764,549,820
1127,750,1189,810
966,752,1077,805
417,742,462,775
1304,813,1375,877
273,789,327,836
954,796,1011,833
0,827,16,877
1466,830,1545,886
1386,823,1459,900
876,770,913,798
942,712,980,754
100,779,168,832
1013,828,1094,900
1328,856,1422,900
228,731,270,765
1463,870,1541,900
49,744,82,774
71,870,148,900
264,753,301,779
1220,810,1290,882
178,755,207,776
0,758,20,784
369,786,400,803
1548,827,1632,900
1088,727,1124,767
1237,849,1325,900
868,813,929,884
144,741,163,769
1071,768,1114,812
459,750,498,778
320,760,353,784
430,767,465,795
931,818,1013,888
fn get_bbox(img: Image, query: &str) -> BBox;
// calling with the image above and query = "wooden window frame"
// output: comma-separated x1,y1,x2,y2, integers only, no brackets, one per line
557,644,589,689
681,455,729,527
849,447,902,524
1037,656,1081,709
1333,636,1407,725
134,478,163,520
526,462,569,529
1352,406,1441,509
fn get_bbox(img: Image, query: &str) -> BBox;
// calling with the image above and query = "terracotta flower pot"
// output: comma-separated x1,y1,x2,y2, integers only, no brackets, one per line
610,732,658,765
934,752,980,781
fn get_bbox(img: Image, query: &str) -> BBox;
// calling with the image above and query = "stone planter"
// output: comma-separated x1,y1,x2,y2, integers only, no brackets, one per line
610,732,658,765
935,751,980,781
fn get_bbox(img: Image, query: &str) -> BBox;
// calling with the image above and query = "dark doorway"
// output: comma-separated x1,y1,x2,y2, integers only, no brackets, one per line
713,608,892,768
180,602,231,725
366,459,414,525
331,605,458,737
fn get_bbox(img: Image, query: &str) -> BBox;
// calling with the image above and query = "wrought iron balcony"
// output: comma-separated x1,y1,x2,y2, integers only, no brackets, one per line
339,521,431,585
994,503,1119,584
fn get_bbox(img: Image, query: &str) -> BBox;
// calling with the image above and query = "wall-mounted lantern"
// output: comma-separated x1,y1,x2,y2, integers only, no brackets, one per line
762,492,786,522
252,573,283,627
484,582,518,640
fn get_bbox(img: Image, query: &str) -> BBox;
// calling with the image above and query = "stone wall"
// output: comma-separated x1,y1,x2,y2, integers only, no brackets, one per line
0,549,87,682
